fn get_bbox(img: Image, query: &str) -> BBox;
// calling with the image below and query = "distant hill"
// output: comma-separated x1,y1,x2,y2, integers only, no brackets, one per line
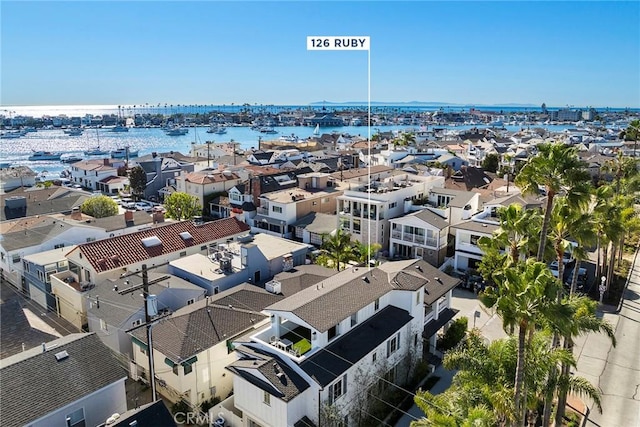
309,101,539,107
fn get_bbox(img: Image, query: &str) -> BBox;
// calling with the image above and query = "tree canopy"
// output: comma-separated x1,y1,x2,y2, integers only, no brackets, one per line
128,166,147,199
164,192,202,220
81,195,119,218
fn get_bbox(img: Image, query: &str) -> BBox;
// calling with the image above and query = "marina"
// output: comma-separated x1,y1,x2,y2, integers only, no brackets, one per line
0,122,621,180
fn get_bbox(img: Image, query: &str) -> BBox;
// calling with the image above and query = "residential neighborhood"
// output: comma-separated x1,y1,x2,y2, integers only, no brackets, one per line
2,108,640,427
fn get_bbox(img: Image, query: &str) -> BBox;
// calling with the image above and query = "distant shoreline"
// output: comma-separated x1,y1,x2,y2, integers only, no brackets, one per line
1,103,638,119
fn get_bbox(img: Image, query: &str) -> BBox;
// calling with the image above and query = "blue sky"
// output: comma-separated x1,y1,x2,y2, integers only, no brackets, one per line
2,1,639,108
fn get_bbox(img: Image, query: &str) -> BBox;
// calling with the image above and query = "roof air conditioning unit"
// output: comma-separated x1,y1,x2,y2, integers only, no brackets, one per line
265,280,282,294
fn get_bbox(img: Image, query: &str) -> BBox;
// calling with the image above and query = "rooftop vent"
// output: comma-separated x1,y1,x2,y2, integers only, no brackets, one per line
265,280,281,294
179,231,193,240
54,350,69,361
141,236,162,247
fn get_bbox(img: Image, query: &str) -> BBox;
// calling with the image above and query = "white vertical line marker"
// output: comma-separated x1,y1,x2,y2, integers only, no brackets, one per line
367,46,371,271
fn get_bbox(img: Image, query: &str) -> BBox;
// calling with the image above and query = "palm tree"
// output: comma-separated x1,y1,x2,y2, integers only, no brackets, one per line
353,241,382,266
480,259,560,425
395,132,416,147
552,296,616,426
515,143,590,261
318,229,356,271
481,204,541,263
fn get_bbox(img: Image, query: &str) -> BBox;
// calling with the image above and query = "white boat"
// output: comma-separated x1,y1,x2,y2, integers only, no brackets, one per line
279,134,301,143
313,124,320,136
165,126,189,136
207,125,227,134
111,125,129,132
1,131,22,139
85,146,109,156
61,155,84,164
111,147,139,158
28,151,62,161
63,128,83,136
260,127,278,134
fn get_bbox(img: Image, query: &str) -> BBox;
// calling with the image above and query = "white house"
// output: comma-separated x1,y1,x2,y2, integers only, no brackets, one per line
50,218,250,329
388,208,449,267
218,259,459,427
129,285,282,408
69,159,124,192
0,166,37,192
336,172,445,249
0,333,127,427
175,169,242,207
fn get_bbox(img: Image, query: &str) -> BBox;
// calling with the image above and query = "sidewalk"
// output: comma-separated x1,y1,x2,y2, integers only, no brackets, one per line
574,248,640,427
394,365,456,427
394,289,506,427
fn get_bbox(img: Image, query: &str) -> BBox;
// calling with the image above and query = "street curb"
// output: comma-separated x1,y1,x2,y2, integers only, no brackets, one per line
616,243,640,313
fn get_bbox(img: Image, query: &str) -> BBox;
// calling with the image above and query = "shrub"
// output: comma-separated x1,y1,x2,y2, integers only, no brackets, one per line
437,317,468,351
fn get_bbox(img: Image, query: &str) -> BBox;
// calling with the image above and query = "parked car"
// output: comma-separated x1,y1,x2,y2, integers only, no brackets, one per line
134,201,153,212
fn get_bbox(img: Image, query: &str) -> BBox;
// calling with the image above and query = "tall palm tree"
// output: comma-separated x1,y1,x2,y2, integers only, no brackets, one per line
552,296,616,426
318,229,356,271
480,259,560,426
515,143,590,261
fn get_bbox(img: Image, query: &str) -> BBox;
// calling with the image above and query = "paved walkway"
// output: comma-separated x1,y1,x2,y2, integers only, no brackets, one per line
575,249,640,427
394,288,506,427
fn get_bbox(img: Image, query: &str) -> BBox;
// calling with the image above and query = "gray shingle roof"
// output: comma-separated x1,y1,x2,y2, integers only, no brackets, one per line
300,305,413,386
272,265,335,297
267,259,445,332
87,273,204,327
292,212,337,235
0,333,126,427
131,301,269,363
227,347,310,402
451,219,499,234
413,209,449,229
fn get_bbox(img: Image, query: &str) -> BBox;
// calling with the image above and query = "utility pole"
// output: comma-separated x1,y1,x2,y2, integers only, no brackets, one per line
121,264,161,402
141,264,157,401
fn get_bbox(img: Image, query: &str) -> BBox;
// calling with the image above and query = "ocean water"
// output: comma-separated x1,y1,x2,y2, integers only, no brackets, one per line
0,123,588,180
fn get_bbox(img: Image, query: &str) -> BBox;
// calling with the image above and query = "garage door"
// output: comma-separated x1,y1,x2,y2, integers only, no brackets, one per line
29,283,48,310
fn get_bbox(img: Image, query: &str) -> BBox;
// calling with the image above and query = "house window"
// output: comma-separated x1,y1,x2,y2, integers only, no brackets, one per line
187,298,195,305
374,298,380,311
389,202,397,209
414,333,418,347
100,319,107,331
353,219,361,234
180,251,187,257
54,243,65,249
65,407,86,427
263,391,271,406
416,290,421,305
23,261,30,273
38,270,45,282
312,201,317,205
470,234,481,246
132,319,142,327
184,363,193,375
12,254,21,264
272,206,283,213
350,313,358,327
372,352,377,363
84,270,91,283
328,324,339,340
328,375,347,404
387,332,400,357
201,245,207,251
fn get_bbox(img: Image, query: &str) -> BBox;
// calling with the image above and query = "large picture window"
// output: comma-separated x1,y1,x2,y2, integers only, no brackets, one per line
328,375,347,404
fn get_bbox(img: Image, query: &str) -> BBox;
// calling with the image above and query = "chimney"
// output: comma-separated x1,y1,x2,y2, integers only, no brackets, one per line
103,158,110,166
252,177,261,207
124,210,134,222
152,210,165,224
70,206,82,220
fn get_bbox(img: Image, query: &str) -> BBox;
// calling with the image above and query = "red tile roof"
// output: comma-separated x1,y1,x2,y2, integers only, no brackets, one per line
68,217,250,272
